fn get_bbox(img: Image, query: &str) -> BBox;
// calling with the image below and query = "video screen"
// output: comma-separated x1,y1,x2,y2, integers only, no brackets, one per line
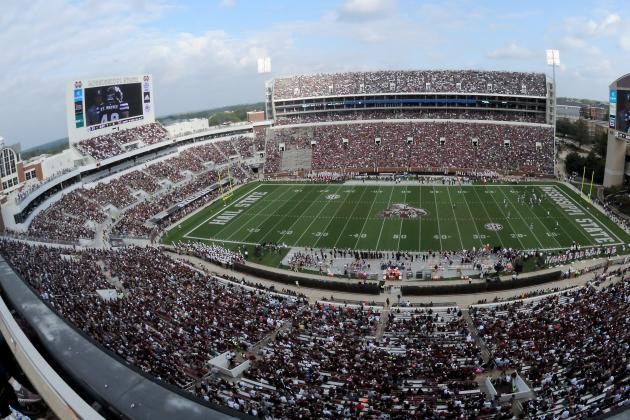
617,90,630,133
84,83,143,128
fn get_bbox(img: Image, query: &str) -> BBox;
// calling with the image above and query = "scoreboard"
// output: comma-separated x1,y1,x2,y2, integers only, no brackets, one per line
66,75,155,144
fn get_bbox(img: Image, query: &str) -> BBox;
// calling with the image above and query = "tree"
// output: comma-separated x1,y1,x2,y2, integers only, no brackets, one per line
574,119,589,146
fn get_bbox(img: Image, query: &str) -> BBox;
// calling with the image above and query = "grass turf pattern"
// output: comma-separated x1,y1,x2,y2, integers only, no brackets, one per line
162,182,629,253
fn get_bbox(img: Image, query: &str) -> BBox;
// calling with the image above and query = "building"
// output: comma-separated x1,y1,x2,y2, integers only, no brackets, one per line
603,73,630,187
580,106,608,121
246,111,265,123
557,104,581,120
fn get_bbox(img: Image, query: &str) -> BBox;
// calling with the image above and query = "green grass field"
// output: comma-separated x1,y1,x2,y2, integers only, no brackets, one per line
162,182,629,254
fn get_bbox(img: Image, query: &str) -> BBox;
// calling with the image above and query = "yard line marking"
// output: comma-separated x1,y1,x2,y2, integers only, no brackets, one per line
485,185,526,249
353,187,383,249
293,185,346,246
446,185,465,250
432,186,443,252
495,186,546,249
332,187,370,249
259,186,329,245
312,187,358,248
470,185,505,248
458,186,484,248
418,185,422,251
395,186,408,251
224,184,299,242
554,185,622,243
375,186,396,250
186,183,263,238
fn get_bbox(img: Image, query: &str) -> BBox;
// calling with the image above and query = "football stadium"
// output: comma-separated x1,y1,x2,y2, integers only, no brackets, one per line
0,3,629,420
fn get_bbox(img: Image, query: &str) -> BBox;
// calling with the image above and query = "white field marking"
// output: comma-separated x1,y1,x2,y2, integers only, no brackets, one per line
186,183,263,238
353,186,383,249
223,184,299,242
332,187,370,249
445,185,465,250
432,186,444,251
470,186,505,248
293,185,346,246
532,186,591,245
418,185,422,251
485,186,526,249
312,187,360,249
375,186,396,250
459,187,484,248
260,185,334,245
496,187,548,249
182,235,259,246
395,185,409,251
548,185,622,243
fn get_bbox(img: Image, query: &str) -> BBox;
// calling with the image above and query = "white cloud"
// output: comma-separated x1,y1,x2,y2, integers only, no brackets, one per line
564,13,621,38
337,0,396,21
486,43,535,59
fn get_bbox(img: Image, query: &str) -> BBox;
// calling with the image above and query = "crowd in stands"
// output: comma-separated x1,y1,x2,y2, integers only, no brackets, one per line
273,70,547,99
143,158,186,183
471,272,630,418
265,121,554,175
0,242,304,390
118,170,159,193
76,123,168,160
26,190,106,242
275,109,546,126
81,179,136,209
192,304,498,418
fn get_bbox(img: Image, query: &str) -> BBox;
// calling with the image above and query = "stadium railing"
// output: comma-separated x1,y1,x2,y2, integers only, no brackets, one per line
0,296,103,420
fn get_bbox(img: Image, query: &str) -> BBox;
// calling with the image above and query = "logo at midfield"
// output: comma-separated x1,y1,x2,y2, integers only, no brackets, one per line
484,223,503,231
325,194,340,200
382,204,428,219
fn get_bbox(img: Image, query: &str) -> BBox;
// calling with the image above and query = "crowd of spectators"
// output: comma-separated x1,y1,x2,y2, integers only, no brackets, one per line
80,179,136,209
273,70,547,99
118,170,159,193
265,121,554,175
76,123,169,160
25,190,107,242
0,242,304,390
471,272,630,418
275,109,546,126
143,159,186,183
192,304,498,417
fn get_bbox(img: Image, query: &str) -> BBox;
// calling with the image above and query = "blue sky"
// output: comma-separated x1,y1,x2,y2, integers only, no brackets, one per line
1,0,629,148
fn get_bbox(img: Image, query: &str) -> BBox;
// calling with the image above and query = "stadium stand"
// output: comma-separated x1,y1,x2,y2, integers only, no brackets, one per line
471,272,630,418
272,70,547,99
264,121,553,175
76,122,169,160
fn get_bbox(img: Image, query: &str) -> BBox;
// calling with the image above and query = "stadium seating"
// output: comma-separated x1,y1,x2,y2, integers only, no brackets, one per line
471,272,630,418
76,122,169,160
275,110,546,126
265,121,554,175
273,70,547,99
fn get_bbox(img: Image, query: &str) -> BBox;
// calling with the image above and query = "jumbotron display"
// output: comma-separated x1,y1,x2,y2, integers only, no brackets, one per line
66,74,155,144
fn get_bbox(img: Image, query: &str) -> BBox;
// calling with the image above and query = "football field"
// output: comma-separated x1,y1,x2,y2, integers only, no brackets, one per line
163,182,628,253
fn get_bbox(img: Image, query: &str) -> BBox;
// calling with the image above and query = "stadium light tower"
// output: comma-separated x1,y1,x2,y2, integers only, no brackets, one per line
546,49,560,177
